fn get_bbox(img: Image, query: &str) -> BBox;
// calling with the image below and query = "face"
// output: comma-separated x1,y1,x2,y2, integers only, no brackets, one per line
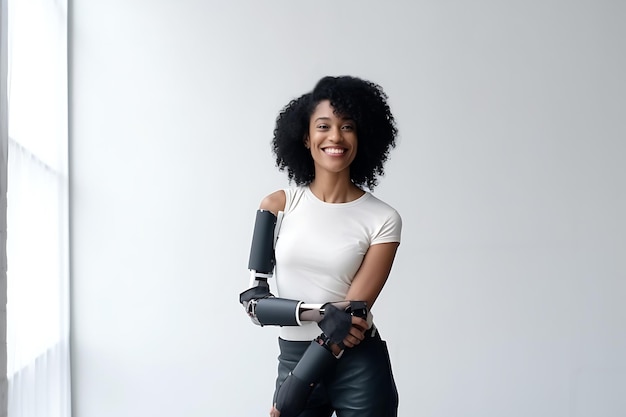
305,100,357,177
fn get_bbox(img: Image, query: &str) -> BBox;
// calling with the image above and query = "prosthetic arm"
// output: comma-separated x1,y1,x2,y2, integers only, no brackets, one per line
239,209,364,330
239,209,368,417
239,209,307,326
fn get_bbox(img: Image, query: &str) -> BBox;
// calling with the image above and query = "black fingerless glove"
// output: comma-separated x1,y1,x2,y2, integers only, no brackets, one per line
318,303,352,345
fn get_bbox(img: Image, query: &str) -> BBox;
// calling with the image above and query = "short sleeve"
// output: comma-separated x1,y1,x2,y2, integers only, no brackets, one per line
371,209,402,245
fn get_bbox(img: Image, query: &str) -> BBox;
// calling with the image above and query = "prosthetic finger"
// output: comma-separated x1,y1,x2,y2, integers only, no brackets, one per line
275,339,337,416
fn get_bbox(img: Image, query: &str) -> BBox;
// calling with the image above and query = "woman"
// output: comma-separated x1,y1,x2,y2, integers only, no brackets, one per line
248,75,401,417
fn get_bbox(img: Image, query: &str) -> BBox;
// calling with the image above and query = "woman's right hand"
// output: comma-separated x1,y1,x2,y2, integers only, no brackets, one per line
329,316,368,356
341,316,368,348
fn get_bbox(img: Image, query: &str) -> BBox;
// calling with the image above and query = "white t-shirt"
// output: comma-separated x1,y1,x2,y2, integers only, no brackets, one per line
275,186,402,341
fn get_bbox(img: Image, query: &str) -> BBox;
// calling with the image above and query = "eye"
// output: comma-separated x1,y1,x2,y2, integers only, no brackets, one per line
341,124,355,131
317,123,329,130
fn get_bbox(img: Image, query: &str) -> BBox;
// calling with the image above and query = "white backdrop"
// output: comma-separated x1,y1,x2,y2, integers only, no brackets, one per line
69,1,626,416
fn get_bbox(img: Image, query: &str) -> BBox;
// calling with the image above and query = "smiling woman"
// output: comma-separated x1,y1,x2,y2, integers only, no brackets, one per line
305,101,358,181
240,76,401,417
272,76,397,192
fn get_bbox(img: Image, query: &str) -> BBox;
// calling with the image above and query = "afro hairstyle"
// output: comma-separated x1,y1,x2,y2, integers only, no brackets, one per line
272,75,398,190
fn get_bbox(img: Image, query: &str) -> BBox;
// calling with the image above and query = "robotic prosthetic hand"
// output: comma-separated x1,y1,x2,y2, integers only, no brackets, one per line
239,210,368,417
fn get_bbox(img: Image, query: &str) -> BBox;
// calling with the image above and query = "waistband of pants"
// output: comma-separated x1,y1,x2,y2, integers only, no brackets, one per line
279,324,379,346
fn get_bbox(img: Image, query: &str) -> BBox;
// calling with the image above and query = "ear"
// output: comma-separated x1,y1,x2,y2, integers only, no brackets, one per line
304,135,310,149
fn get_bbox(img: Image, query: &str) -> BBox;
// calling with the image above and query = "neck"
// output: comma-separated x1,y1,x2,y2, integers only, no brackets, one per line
309,173,364,204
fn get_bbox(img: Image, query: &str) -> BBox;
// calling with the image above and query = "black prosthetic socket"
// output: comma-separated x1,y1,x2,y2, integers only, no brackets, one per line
254,298,301,326
275,339,337,416
248,210,276,274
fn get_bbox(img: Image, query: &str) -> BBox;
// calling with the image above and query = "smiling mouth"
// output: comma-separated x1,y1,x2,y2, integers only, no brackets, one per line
323,147,346,155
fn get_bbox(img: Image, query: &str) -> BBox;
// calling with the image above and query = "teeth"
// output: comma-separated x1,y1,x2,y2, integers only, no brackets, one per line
324,148,345,154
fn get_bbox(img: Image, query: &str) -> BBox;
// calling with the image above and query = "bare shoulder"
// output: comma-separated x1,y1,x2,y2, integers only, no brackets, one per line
259,190,286,215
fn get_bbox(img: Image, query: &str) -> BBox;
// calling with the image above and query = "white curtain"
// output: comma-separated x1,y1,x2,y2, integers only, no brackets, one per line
4,0,70,416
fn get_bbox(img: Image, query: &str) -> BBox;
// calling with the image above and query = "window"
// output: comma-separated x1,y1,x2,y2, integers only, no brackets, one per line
4,0,70,416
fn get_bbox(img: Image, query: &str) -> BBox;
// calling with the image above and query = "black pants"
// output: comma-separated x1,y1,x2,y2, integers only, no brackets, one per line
273,329,398,417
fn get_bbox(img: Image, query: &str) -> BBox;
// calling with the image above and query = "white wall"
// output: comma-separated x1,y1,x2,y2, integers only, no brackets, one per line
69,1,626,416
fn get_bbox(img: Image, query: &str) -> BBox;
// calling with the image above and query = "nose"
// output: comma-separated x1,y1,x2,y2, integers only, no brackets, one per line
328,126,343,142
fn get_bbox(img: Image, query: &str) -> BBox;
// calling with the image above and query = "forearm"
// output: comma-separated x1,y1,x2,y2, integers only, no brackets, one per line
240,284,361,328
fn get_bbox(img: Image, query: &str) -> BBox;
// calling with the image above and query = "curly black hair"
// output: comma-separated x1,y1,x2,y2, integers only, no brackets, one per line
272,76,398,190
